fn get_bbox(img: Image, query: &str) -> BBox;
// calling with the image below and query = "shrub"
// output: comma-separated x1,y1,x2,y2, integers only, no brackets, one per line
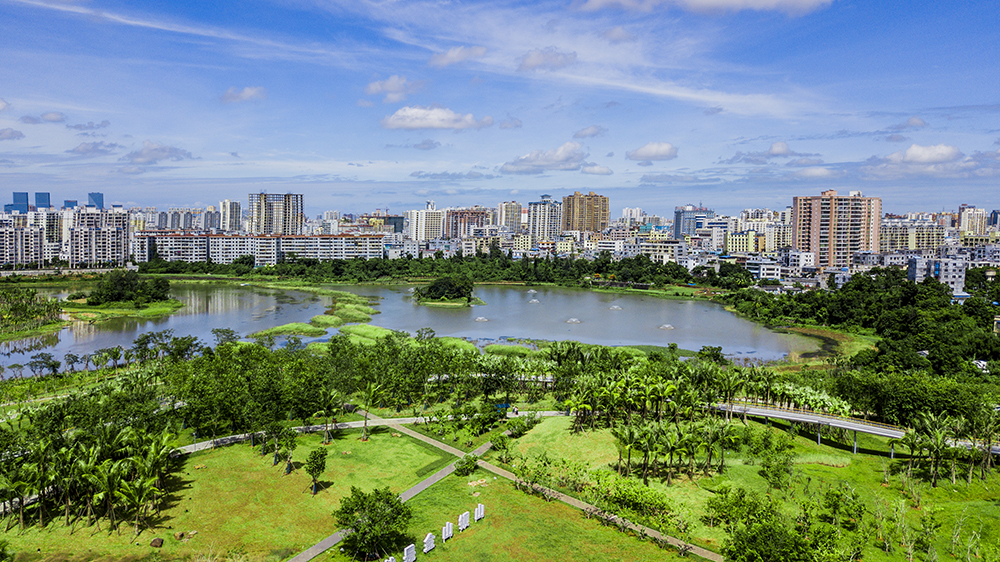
455,453,480,476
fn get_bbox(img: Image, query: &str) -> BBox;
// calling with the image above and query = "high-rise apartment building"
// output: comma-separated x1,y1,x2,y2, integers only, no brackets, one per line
497,201,523,233
527,195,562,242
673,205,715,240
220,199,242,231
404,201,445,241
792,190,881,268
561,191,609,233
879,219,945,252
249,193,304,235
959,207,988,235
445,207,491,239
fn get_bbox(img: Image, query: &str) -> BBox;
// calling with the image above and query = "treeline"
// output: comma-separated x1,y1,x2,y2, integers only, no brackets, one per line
84,269,170,306
724,268,1000,377
0,287,61,335
138,251,755,289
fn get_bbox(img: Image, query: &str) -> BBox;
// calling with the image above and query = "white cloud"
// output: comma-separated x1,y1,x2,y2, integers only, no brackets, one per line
887,144,963,164
121,141,195,165
66,141,121,156
602,26,635,43
793,166,839,179
573,125,607,138
500,117,523,129
222,86,267,103
579,0,832,14
0,128,25,141
581,164,613,175
641,173,719,183
20,116,40,124
357,99,375,108
626,141,678,161
518,48,577,72
381,106,493,130
722,141,814,164
67,120,111,131
884,134,909,143
118,166,146,175
888,116,927,131
786,157,824,167
410,170,496,180
767,141,793,156
500,141,588,174
41,112,66,122
0,98,8,111
413,139,441,150
428,46,487,67
365,76,422,103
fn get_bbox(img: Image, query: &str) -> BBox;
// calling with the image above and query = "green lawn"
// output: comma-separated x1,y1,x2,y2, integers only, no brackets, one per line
250,322,327,338
5,429,453,562
504,415,1000,561
327,474,686,562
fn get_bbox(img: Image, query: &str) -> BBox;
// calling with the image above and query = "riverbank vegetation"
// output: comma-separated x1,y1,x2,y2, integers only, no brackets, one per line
138,251,753,291
0,287,63,341
1,311,997,561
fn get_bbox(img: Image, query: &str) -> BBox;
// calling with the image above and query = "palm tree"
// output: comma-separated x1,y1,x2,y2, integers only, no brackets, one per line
314,386,344,444
360,381,382,441
115,476,158,536
892,430,925,479
658,426,682,486
639,422,660,485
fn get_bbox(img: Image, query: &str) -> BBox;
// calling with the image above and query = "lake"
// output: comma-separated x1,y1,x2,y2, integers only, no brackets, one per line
0,282,817,369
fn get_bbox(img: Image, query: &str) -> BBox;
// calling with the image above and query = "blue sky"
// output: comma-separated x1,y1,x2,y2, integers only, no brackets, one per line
1,0,998,218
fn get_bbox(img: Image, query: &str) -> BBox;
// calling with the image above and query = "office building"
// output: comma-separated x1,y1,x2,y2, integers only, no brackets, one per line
63,200,78,209
792,190,881,268
673,205,715,240
34,193,51,210
561,191,609,233
249,193,304,235
87,192,104,209
5,192,29,214
527,195,562,242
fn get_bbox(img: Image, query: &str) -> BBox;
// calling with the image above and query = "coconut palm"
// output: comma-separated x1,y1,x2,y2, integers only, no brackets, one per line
314,386,344,444
360,381,382,441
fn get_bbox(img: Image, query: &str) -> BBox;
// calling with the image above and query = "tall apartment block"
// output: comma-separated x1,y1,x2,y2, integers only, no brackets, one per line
445,207,491,239
404,201,445,241
561,191,609,233
220,199,242,231
527,195,562,242
792,190,881,269
673,205,715,240
497,201,523,234
249,193,304,235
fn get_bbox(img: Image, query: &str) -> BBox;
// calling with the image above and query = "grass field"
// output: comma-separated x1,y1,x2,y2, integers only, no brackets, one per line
61,299,186,324
250,322,328,338
5,429,453,562
327,473,686,562
506,415,1000,560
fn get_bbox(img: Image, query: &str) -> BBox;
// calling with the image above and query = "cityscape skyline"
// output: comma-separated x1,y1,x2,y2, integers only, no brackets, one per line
1,1,999,215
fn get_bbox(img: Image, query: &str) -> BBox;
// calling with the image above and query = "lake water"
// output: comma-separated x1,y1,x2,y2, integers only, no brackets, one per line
0,282,817,369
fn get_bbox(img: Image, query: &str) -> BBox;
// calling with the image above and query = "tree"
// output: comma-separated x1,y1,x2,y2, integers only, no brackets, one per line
305,448,328,495
360,381,382,441
334,486,413,559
